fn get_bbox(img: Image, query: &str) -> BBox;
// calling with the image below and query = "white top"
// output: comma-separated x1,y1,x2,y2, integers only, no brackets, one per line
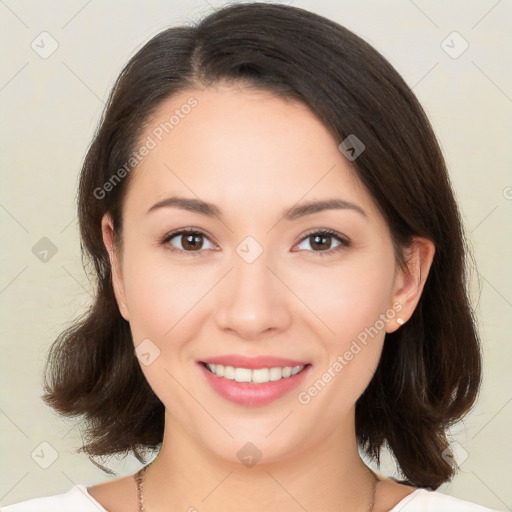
1,484,500,511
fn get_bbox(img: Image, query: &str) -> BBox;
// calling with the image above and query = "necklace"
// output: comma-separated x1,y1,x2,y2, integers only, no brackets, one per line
134,461,151,512
134,461,378,512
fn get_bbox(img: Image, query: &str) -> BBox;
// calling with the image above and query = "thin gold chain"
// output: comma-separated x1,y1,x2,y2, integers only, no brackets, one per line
134,460,154,512
134,462,378,512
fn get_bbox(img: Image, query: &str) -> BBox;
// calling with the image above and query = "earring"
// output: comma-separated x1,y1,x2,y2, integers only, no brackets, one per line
397,317,405,326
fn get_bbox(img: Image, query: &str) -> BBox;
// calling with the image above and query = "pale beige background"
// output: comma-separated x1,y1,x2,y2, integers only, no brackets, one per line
1,0,511,509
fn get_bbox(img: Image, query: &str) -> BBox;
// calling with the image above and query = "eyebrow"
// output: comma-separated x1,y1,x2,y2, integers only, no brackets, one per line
146,196,367,220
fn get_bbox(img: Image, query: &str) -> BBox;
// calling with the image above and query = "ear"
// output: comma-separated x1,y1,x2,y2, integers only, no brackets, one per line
101,213,129,321
386,236,435,333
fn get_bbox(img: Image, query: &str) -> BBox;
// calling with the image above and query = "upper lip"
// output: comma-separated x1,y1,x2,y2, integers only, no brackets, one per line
200,355,310,369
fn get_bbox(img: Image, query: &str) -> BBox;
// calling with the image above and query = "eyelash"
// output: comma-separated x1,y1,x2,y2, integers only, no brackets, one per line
158,227,351,257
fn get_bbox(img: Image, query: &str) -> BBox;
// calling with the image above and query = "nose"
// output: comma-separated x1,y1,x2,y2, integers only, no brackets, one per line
215,250,292,340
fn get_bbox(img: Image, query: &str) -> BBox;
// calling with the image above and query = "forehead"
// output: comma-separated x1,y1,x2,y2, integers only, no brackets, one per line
123,85,378,220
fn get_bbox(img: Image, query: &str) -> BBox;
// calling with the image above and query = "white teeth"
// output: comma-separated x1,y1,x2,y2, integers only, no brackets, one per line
282,366,292,378
205,363,305,383
234,367,252,383
252,368,269,383
224,366,235,380
269,367,282,381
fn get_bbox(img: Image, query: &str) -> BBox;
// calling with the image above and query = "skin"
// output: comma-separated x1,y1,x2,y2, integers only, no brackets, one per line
91,83,435,512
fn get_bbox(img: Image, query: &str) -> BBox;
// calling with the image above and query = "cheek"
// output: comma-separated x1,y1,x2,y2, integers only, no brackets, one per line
120,248,218,410
291,260,395,420
288,248,396,406
124,259,214,340
289,250,396,343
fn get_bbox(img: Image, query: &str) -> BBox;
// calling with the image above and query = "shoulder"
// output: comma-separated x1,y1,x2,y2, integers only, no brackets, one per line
1,485,108,512
389,488,500,511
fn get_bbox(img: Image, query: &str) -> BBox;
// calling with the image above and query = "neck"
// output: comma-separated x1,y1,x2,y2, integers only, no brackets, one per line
141,409,378,512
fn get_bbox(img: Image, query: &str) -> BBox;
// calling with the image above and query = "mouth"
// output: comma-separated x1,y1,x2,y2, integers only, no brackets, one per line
200,361,310,384
197,360,312,407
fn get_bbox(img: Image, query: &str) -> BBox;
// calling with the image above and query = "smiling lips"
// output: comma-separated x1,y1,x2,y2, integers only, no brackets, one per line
198,355,312,406
205,361,306,383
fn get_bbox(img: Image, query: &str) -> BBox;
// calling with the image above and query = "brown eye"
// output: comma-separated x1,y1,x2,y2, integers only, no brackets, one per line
296,230,349,255
309,233,333,251
162,229,215,253
181,233,204,251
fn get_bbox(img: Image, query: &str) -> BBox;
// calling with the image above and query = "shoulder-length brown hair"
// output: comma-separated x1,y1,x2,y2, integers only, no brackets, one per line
43,2,482,489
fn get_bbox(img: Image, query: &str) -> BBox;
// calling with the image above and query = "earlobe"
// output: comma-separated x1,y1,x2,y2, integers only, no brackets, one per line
387,236,435,333
101,213,130,322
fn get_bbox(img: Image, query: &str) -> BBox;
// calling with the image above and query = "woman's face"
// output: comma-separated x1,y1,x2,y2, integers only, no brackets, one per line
103,84,417,464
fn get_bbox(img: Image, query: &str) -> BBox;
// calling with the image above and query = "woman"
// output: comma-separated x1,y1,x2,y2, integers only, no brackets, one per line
3,3,499,511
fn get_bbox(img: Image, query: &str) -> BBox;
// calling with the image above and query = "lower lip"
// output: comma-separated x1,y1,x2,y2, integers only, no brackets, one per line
198,363,312,407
